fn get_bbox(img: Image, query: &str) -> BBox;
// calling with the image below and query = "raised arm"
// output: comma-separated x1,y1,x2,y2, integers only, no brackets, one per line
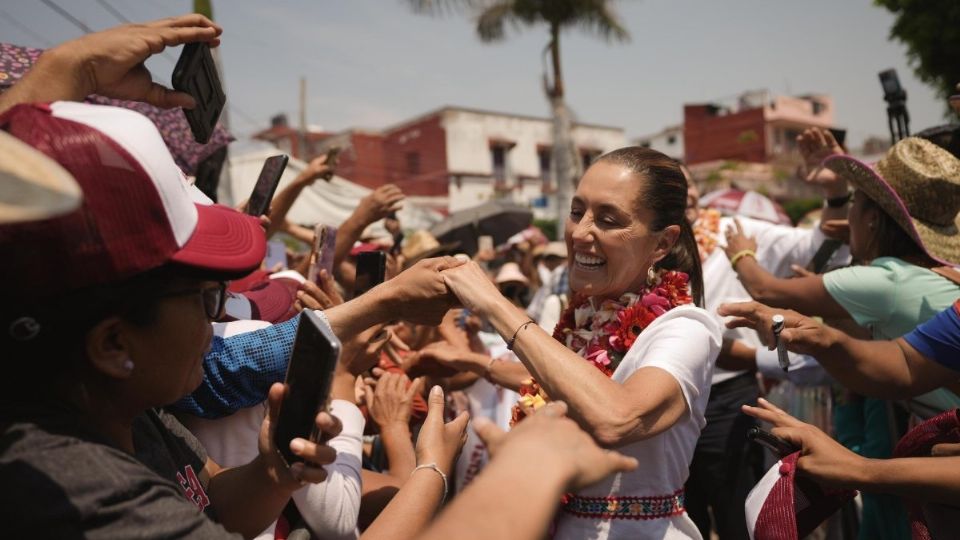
265,156,333,238
0,15,221,114
719,300,960,399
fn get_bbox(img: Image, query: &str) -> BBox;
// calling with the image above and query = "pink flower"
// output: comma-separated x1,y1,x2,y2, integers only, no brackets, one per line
586,343,611,367
641,292,670,316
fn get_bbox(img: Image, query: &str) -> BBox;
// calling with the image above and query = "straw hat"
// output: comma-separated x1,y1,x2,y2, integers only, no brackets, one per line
825,137,960,265
401,229,459,266
0,130,82,223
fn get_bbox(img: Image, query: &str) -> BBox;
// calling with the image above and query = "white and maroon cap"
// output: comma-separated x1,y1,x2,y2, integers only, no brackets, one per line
745,452,856,540
0,101,265,299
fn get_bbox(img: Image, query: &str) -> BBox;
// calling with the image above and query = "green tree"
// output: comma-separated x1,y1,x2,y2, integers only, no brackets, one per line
875,0,960,103
409,0,629,232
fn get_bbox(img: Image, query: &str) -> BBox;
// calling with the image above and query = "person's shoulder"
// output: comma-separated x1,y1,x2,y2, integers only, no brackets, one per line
639,305,722,347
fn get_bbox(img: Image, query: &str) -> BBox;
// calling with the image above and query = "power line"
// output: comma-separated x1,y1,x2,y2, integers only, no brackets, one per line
0,8,53,46
38,0,93,34
94,0,131,23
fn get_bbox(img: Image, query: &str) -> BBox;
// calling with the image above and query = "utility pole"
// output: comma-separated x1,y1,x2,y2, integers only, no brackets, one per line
299,77,307,160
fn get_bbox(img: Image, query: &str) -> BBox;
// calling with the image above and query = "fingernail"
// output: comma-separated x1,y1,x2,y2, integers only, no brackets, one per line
431,385,442,397
290,439,305,453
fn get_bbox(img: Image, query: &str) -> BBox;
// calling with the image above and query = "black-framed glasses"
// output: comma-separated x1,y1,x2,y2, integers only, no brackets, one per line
156,281,227,320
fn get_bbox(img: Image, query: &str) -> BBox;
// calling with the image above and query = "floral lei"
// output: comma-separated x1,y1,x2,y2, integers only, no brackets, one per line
511,270,693,425
694,208,722,262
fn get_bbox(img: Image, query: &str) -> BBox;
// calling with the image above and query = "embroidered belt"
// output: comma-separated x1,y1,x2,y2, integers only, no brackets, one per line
561,489,686,520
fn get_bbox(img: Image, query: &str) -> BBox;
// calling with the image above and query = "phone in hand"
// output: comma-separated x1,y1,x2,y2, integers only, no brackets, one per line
321,147,341,181
172,42,226,144
273,310,342,466
307,224,337,284
747,426,800,457
353,250,386,298
246,155,289,217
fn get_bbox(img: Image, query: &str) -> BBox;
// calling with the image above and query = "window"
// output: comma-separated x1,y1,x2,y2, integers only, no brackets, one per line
581,150,601,171
667,135,677,145
406,152,420,175
491,146,507,184
639,140,651,148
538,147,552,183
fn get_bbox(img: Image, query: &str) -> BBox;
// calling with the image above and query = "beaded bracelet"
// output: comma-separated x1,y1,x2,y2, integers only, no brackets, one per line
413,462,448,501
729,249,757,269
507,320,535,351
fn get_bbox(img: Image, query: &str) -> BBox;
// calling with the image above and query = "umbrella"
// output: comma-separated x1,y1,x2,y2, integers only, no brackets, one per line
699,188,792,225
430,199,533,256
0,43,233,176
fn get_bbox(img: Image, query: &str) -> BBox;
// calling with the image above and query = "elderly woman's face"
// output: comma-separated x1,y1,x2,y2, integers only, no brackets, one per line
565,161,666,299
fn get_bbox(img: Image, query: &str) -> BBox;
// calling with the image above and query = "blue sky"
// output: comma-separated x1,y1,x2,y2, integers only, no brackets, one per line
2,0,948,147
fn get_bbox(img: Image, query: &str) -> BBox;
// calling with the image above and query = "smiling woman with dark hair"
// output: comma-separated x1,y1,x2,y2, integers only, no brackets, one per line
442,147,722,539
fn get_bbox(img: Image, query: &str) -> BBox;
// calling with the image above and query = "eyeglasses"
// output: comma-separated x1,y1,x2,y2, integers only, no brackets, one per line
156,281,227,320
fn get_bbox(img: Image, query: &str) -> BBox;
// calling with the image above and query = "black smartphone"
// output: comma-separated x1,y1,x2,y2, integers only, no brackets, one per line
172,42,226,144
321,147,341,181
246,155,289,217
274,310,342,466
747,426,800,457
353,250,386,298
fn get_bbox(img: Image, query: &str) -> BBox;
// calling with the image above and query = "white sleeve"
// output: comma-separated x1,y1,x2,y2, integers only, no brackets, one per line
755,348,834,387
618,307,721,421
736,217,831,278
291,399,364,540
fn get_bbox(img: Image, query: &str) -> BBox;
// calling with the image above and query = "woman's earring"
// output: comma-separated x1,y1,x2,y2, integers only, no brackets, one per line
122,359,134,372
646,266,658,287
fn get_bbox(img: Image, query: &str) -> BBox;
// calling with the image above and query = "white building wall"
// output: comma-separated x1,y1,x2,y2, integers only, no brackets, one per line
440,108,626,217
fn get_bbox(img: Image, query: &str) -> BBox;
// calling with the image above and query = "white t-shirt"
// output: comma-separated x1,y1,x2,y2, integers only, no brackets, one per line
704,216,848,384
553,305,721,540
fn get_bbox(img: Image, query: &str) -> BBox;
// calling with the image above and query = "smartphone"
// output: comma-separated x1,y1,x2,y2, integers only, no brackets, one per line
246,155,289,217
307,224,337,283
321,147,341,181
172,42,226,144
747,426,800,457
273,310,342,466
353,250,386,298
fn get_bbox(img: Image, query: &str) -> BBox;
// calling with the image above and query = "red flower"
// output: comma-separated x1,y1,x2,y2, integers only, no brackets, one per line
615,304,658,351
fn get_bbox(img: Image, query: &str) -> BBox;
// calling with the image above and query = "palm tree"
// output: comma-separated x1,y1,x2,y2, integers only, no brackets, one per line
409,0,629,233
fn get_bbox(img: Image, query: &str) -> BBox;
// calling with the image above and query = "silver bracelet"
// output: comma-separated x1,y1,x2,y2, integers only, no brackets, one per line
412,462,448,501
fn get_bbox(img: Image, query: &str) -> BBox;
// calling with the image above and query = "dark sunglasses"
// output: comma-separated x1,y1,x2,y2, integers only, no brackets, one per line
156,281,227,320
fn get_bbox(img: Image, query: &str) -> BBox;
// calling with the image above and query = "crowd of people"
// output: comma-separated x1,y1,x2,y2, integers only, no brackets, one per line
3,13,960,540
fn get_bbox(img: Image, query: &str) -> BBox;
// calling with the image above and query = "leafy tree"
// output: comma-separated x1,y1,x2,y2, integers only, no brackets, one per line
875,0,960,103
409,1,629,232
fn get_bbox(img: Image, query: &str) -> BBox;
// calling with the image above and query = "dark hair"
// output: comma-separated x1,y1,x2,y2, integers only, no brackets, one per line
2,264,207,395
597,147,704,306
858,194,929,263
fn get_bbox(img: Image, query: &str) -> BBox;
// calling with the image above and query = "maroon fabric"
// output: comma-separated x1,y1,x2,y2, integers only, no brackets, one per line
0,103,178,298
239,277,301,323
892,409,960,540
754,452,857,540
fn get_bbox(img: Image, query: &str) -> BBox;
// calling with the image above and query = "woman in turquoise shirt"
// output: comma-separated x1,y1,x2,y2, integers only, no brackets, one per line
722,137,960,540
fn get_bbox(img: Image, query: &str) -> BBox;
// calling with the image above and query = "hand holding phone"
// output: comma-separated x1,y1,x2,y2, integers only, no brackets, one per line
246,155,289,217
273,311,342,466
321,147,341,181
747,426,800,457
172,42,226,144
353,251,386,298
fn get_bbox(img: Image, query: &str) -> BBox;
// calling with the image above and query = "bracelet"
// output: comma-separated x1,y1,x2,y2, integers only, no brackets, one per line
506,320,535,351
413,462,448,501
825,192,852,208
729,249,757,269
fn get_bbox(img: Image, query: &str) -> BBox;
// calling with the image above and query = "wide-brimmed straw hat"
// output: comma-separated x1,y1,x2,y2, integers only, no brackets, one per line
825,137,960,265
401,229,459,267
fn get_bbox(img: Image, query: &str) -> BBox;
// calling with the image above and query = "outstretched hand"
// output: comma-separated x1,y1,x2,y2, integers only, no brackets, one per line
474,401,638,492
717,300,833,354
415,385,469,477
38,15,221,109
797,128,848,197
742,398,864,490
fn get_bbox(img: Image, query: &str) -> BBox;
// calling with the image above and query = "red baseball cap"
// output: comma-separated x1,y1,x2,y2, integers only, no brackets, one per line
745,452,856,540
224,272,304,323
0,102,265,300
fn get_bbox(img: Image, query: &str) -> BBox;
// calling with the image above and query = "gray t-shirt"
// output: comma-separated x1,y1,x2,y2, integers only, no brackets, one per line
0,404,240,539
